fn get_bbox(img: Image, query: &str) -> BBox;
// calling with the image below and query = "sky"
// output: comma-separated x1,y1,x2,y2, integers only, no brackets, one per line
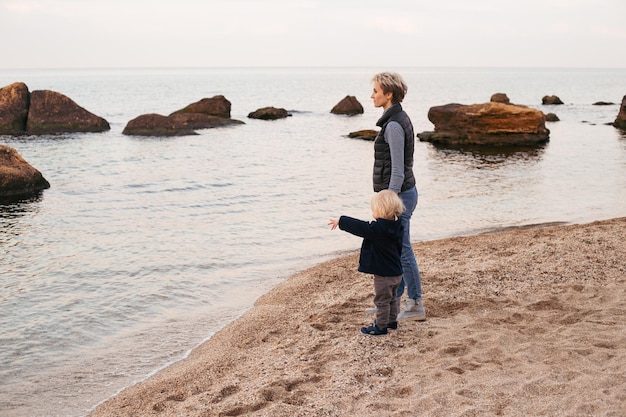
0,0,624,69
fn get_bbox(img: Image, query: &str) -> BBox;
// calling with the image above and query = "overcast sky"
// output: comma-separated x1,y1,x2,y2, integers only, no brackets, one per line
1,0,624,69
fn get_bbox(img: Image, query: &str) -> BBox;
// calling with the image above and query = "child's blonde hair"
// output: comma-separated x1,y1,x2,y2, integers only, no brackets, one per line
371,190,405,220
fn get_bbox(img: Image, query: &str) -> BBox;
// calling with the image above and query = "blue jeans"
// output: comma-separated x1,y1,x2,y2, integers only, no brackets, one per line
396,186,422,300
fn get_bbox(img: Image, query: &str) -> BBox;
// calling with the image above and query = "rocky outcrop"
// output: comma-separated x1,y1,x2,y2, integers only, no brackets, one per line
545,113,560,122
0,82,110,135
0,144,50,199
331,96,364,115
417,102,550,146
613,95,626,130
542,95,564,105
248,107,291,120
124,95,244,136
122,114,197,137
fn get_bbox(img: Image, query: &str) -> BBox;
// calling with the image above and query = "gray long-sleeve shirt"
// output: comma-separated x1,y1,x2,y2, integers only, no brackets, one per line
384,121,406,193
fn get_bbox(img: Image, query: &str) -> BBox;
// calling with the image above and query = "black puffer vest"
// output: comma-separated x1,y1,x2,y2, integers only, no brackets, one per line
373,103,416,192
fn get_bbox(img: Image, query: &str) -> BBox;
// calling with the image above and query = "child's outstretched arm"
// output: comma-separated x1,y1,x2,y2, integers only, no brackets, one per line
328,218,340,230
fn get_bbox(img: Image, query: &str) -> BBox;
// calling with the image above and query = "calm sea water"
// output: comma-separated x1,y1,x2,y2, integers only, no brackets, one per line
1,67,625,417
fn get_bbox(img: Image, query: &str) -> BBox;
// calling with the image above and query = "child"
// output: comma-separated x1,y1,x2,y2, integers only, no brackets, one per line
329,190,404,336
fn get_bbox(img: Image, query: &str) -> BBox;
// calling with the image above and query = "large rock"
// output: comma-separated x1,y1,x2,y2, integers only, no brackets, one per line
170,95,232,119
122,114,197,137
26,90,110,135
168,95,244,128
417,102,550,146
125,95,244,136
0,82,30,135
248,107,290,120
331,95,364,115
0,144,50,199
613,95,626,130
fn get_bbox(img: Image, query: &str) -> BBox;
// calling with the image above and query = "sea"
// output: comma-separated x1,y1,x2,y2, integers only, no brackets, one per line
1,67,625,417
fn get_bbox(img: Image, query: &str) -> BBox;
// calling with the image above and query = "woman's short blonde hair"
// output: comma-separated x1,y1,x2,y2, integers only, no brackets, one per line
371,72,408,104
371,190,405,220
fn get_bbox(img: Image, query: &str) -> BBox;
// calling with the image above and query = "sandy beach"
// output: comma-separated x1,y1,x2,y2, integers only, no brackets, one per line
89,217,626,417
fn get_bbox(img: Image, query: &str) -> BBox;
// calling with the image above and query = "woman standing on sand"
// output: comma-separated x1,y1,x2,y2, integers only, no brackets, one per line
370,72,425,321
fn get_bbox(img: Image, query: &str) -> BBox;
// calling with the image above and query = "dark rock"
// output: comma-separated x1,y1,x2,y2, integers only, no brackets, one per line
613,95,626,130
545,113,560,122
490,93,510,104
0,144,50,199
247,107,290,120
542,95,564,105
0,82,30,135
170,95,232,119
331,95,364,115
593,101,614,106
417,102,549,146
348,129,378,141
26,90,110,135
122,114,197,137
169,113,244,129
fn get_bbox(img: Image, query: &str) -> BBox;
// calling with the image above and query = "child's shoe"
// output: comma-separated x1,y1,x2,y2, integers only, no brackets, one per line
360,323,388,336
387,321,398,330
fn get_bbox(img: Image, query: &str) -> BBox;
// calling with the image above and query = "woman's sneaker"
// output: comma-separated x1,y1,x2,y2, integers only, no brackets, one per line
397,298,426,321
360,323,387,336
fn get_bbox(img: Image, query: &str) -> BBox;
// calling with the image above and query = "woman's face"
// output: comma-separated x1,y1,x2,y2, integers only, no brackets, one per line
371,82,393,110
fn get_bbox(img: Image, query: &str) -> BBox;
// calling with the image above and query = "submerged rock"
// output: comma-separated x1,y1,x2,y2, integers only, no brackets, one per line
542,95,564,105
490,93,510,104
417,102,549,146
248,107,291,120
0,144,50,199
348,129,378,141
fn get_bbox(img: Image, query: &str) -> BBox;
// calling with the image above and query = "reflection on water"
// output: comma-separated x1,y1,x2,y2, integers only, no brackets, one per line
0,194,43,242
429,143,547,167
0,193,44,211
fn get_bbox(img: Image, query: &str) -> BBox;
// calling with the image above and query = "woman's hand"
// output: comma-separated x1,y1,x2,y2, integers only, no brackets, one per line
328,218,339,230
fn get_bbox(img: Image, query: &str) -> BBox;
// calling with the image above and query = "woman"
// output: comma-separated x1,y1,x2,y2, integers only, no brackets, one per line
369,71,425,321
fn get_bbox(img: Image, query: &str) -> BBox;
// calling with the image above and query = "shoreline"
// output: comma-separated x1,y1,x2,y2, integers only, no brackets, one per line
89,217,626,417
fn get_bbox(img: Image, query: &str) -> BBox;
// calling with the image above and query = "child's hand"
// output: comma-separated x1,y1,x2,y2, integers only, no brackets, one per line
328,218,339,230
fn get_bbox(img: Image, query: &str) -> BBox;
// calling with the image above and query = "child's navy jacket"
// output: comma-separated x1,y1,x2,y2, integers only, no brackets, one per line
338,215,403,277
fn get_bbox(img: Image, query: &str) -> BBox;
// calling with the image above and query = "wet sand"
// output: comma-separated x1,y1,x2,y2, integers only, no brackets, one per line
89,217,626,417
